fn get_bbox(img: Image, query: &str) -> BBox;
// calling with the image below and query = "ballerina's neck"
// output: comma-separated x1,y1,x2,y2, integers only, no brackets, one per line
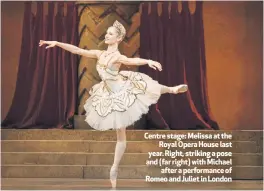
106,44,119,52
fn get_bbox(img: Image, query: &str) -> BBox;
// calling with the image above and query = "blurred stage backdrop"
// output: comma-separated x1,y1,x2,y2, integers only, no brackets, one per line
1,1,263,130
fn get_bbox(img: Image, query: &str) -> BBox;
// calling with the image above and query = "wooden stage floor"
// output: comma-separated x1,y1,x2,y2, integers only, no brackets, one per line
1,178,263,190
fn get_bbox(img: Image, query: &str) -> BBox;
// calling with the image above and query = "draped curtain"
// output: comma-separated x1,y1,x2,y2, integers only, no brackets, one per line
2,2,79,129
139,2,219,130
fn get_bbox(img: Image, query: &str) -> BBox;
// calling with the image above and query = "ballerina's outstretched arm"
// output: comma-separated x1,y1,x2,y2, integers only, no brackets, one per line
39,40,102,59
118,55,162,71
118,55,188,94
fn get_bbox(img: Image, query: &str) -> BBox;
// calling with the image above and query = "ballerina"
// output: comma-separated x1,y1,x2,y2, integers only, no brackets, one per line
39,20,188,189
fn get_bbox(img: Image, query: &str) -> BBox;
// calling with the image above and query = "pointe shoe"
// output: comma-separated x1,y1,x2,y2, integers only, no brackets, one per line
110,166,118,188
171,84,188,94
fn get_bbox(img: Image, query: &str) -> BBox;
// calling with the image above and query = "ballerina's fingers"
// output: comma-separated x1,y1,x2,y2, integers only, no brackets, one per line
150,65,157,70
148,62,156,70
45,43,56,49
154,62,162,71
157,65,162,71
39,40,49,47
158,63,162,70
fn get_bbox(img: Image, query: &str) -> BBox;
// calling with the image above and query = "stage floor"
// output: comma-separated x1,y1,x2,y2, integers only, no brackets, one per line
1,178,263,190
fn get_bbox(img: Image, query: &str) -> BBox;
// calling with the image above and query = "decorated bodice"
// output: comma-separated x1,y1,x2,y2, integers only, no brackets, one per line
96,51,122,81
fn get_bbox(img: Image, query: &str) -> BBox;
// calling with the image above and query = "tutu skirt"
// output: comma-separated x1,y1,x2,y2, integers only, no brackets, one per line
84,64,162,131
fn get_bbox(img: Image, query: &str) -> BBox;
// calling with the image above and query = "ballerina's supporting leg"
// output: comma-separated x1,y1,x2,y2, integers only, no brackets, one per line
160,84,188,94
110,127,127,188
108,84,187,188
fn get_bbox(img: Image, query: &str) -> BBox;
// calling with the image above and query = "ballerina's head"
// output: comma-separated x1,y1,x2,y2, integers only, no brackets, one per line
105,20,126,45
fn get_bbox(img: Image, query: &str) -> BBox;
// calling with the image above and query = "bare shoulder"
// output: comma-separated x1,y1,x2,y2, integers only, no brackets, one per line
93,50,104,58
80,49,103,59
117,53,128,62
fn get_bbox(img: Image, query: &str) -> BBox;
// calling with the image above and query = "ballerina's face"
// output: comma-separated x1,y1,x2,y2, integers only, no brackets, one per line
105,27,122,45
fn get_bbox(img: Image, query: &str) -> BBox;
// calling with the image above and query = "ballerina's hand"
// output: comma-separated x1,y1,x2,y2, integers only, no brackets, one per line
148,60,162,71
39,40,57,49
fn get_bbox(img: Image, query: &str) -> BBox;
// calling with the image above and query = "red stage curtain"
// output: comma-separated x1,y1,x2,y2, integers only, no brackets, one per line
139,2,219,130
2,2,79,129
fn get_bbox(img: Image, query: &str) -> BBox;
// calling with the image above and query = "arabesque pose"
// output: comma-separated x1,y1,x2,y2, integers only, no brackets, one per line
39,20,188,189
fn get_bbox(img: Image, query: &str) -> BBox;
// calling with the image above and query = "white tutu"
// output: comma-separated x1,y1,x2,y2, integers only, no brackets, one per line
84,63,162,131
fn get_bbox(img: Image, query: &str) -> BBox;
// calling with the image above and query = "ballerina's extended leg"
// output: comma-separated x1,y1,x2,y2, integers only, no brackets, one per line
110,128,127,189
160,84,188,94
